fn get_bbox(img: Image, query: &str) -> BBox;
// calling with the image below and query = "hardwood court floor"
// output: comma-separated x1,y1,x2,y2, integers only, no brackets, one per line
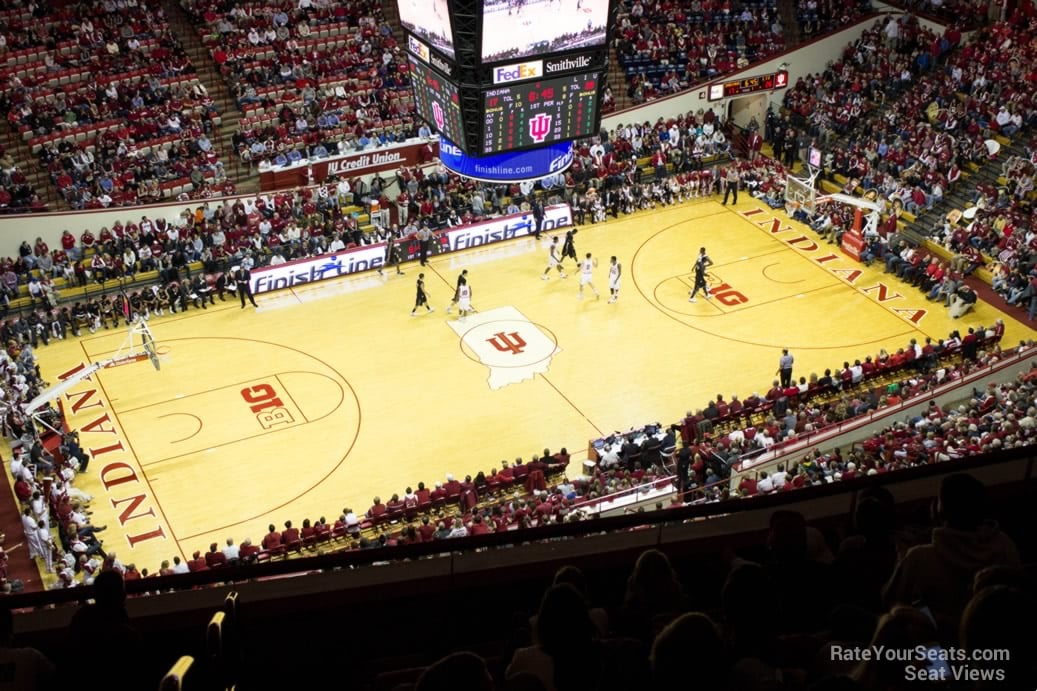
30,197,1036,574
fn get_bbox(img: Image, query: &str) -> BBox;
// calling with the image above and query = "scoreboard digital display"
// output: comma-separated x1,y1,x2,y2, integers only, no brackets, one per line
483,72,598,155
708,70,788,101
408,56,465,147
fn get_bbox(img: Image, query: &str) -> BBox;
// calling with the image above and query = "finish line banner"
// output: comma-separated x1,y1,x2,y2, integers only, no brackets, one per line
437,138,574,183
251,204,572,294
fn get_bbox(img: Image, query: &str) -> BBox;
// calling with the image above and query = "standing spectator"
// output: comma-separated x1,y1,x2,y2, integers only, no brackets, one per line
777,349,794,387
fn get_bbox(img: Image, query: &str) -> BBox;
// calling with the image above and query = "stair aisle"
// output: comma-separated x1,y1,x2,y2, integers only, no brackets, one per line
161,0,258,195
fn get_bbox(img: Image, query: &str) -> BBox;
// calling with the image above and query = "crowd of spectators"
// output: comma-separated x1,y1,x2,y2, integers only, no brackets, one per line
0,145,43,213
0,338,107,592
614,0,787,104
782,15,1037,318
883,0,994,27
780,16,974,203
0,0,227,209
613,0,871,106
181,0,418,166
672,323,1012,490
410,466,1035,691
6,469,1035,690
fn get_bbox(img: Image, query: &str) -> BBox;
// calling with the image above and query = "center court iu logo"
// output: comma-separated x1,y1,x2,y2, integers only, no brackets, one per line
529,113,552,143
431,101,445,131
447,306,561,390
487,332,527,354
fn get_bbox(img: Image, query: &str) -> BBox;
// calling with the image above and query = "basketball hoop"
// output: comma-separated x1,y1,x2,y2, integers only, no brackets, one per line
104,320,162,371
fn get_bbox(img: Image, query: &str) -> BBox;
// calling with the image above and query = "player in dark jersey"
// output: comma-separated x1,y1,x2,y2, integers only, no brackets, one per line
379,233,405,277
410,273,434,316
446,269,469,314
561,228,579,270
688,246,714,302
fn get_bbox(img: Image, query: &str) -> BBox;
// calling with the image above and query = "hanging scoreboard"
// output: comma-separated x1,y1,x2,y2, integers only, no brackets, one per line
408,55,466,148
398,0,618,165
482,72,598,155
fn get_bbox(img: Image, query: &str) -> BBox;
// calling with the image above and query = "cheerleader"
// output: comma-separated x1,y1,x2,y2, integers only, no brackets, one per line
700,167,714,196
591,194,606,223
688,170,700,198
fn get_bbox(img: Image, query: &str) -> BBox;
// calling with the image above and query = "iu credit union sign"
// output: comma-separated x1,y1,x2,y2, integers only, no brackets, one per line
259,140,441,191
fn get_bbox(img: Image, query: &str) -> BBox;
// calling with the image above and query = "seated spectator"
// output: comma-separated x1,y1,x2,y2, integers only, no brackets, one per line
617,549,687,643
204,542,227,568
222,537,240,564
883,473,1019,637
416,652,494,691
0,607,55,688
651,613,728,691
960,585,1037,688
506,584,601,691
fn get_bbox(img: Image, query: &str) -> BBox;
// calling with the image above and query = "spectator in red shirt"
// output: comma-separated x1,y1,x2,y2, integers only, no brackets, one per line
738,476,758,496
261,524,281,550
468,514,490,536
385,494,405,514
367,497,386,518
282,520,300,545
418,516,436,542
414,482,431,505
187,550,208,572
204,542,226,568
443,475,462,497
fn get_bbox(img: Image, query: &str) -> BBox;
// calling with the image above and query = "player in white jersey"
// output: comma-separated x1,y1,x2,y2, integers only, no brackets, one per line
542,236,567,280
607,256,621,303
456,277,473,320
446,269,468,314
578,252,600,300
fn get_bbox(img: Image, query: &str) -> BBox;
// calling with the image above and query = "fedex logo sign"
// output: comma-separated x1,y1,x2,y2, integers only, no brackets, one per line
493,60,543,84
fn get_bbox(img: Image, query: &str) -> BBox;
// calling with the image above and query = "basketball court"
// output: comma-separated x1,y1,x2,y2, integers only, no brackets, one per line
32,197,1035,574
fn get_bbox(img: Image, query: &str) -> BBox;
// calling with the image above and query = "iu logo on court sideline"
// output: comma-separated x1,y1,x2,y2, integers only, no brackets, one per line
447,306,562,390
529,113,552,143
487,332,526,355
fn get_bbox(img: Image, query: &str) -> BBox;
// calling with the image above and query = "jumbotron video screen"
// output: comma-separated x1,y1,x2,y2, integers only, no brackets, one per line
397,0,455,59
480,0,610,63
